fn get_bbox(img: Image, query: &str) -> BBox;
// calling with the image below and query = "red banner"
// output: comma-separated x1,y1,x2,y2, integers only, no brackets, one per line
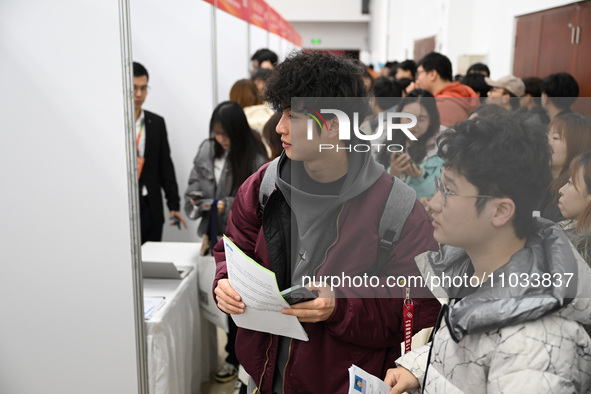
248,0,268,30
268,6,281,36
294,26,302,46
217,0,249,22
207,0,301,45
279,15,290,39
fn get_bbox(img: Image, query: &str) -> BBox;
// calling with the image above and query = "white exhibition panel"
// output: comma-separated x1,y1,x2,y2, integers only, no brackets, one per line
131,0,215,242
0,1,139,393
280,37,297,61
216,10,250,103
268,32,282,62
249,24,270,63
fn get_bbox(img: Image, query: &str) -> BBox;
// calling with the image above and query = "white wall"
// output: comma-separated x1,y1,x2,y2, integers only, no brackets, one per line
131,0,215,243
266,0,370,22
293,21,369,51
216,10,250,102
269,32,283,61
250,24,270,64
381,0,579,77
0,1,139,393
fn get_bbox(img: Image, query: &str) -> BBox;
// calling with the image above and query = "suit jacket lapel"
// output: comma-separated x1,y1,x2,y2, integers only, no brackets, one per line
144,111,154,161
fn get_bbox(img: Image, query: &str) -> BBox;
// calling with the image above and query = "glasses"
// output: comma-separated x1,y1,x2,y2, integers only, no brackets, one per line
434,176,494,206
134,85,150,93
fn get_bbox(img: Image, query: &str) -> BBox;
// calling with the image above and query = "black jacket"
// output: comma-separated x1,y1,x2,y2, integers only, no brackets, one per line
139,110,180,224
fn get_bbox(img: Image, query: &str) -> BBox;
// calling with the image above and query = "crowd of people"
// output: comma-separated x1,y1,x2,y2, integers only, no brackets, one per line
133,47,591,393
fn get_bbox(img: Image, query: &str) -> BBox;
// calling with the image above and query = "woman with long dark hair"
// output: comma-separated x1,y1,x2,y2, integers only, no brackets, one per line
385,89,445,199
184,100,267,385
184,100,267,252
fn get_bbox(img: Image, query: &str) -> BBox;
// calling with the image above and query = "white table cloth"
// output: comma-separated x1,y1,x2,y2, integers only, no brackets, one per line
142,242,217,394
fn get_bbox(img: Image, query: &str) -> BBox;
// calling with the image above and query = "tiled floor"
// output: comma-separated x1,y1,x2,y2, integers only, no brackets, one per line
201,327,239,394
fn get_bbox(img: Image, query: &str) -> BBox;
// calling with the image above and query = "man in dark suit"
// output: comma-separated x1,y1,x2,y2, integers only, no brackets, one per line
133,62,186,244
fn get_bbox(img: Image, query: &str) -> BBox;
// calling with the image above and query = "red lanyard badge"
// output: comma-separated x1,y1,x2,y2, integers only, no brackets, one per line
403,287,414,354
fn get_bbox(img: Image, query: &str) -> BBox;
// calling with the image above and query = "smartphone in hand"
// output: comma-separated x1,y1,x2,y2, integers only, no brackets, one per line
281,284,318,305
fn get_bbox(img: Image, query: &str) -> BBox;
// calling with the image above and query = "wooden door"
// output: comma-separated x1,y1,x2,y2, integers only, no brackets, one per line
573,2,591,114
513,13,542,77
513,1,591,116
413,36,436,62
537,5,578,77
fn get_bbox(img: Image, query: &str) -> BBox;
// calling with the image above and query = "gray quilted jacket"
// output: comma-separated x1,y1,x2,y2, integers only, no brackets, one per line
184,139,267,237
397,218,591,393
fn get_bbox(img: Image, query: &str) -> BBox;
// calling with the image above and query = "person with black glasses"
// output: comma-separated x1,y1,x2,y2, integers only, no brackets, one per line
385,114,591,393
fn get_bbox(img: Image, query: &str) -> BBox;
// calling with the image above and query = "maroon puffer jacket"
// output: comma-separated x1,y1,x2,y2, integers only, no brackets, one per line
213,162,440,393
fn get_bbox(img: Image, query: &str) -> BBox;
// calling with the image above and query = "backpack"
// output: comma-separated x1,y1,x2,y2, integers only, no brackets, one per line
258,157,417,275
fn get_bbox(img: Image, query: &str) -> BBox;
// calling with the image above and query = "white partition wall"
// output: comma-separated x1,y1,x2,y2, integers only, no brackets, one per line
250,24,270,62
216,10,250,103
0,1,140,393
131,0,215,242
269,32,283,61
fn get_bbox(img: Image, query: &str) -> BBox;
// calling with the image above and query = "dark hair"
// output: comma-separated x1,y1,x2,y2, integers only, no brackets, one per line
251,48,278,66
469,104,509,118
418,52,453,82
568,152,591,232
362,64,375,91
466,62,490,77
438,114,552,238
372,77,402,110
522,76,543,106
209,101,267,193
461,73,490,102
396,78,413,94
229,79,262,108
541,72,579,110
397,60,417,79
548,114,591,205
262,111,283,160
264,51,368,120
399,89,440,163
133,62,149,80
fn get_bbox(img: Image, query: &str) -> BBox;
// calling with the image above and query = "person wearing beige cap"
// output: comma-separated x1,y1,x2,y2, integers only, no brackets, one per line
485,75,525,112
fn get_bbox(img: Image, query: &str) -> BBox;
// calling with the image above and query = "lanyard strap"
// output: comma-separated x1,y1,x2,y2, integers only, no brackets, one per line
136,120,144,154
403,287,414,354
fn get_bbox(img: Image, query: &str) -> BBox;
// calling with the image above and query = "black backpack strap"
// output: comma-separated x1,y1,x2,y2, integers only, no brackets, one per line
258,157,280,214
374,176,417,275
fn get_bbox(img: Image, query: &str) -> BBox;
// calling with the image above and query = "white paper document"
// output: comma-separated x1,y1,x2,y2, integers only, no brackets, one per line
144,296,165,320
348,365,392,394
223,236,308,341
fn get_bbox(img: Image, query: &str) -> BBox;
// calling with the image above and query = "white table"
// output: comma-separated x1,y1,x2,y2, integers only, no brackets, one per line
142,242,217,394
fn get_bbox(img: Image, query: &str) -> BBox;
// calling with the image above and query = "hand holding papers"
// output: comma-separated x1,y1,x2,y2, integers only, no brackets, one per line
348,365,392,394
223,236,308,341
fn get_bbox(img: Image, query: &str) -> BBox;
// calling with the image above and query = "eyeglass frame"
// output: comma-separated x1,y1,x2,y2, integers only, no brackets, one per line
133,84,150,93
434,175,495,206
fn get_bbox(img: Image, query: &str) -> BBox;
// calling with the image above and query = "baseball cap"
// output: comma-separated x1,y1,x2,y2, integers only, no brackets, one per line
485,75,525,97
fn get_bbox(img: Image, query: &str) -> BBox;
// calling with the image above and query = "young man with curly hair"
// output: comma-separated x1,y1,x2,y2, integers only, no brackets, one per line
213,51,440,393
